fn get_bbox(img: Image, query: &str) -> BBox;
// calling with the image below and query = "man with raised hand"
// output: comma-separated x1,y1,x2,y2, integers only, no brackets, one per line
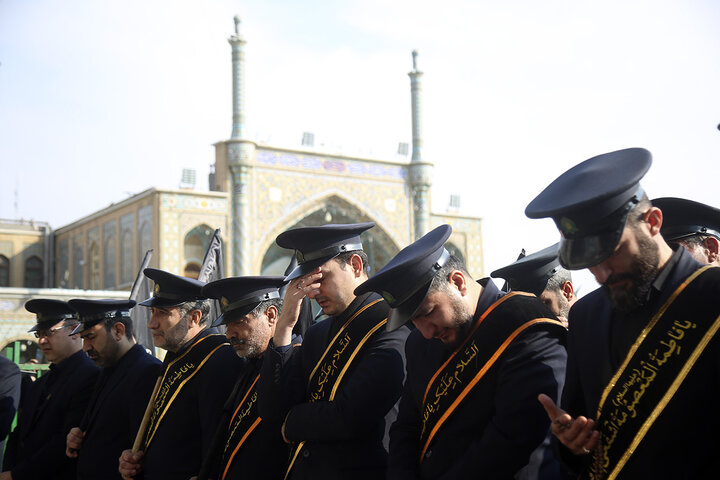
258,223,409,480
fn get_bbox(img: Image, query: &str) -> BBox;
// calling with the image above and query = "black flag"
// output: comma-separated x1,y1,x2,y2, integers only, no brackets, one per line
197,229,224,328
129,249,154,353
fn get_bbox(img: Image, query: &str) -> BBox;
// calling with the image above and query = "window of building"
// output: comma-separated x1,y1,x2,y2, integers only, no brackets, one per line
120,229,134,284
104,236,116,289
0,255,9,287
89,242,100,290
24,256,43,288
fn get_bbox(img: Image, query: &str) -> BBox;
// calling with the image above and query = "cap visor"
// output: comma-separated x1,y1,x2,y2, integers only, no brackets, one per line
138,297,186,308
211,303,260,328
559,227,623,270
386,282,431,332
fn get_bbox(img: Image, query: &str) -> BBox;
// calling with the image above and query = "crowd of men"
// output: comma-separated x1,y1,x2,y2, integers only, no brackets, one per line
1,146,719,479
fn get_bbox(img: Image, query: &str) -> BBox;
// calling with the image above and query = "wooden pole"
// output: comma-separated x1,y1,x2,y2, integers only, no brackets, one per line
132,376,162,453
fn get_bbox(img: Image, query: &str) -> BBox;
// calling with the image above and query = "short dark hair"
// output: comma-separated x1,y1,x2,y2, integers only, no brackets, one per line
103,315,134,340
428,255,471,294
178,299,212,325
334,250,370,271
248,297,283,318
626,193,652,230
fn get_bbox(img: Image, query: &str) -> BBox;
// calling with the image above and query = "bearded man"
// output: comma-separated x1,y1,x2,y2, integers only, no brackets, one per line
195,276,297,480
355,224,567,479
118,269,242,480
528,148,720,479
65,299,161,480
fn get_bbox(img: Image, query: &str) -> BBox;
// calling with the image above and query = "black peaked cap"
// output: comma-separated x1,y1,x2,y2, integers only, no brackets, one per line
25,299,77,332
139,268,207,307
68,299,136,335
276,222,375,281
355,224,452,331
525,148,652,270
653,197,720,242
202,276,286,327
490,243,561,296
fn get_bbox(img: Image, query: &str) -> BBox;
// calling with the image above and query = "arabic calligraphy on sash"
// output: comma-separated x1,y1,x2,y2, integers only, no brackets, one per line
142,334,229,451
285,298,388,480
220,374,262,480
587,265,720,480
421,342,479,438
418,292,564,465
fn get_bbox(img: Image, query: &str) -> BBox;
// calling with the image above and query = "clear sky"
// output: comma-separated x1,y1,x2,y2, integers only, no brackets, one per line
2,0,719,294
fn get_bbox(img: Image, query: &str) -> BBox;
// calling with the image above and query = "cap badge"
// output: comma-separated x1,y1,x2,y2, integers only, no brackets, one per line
559,217,579,236
221,297,230,310
153,283,161,295
381,291,396,306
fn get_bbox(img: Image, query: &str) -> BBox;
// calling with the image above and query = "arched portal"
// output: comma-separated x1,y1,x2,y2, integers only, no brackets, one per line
183,224,217,279
260,195,399,276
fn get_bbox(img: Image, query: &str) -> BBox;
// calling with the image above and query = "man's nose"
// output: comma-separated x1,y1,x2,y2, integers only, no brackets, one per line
589,261,612,285
412,319,436,340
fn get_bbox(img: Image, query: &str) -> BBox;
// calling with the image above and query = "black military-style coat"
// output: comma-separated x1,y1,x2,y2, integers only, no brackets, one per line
76,344,161,480
141,328,243,480
388,279,567,480
212,353,293,480
3,349,100,480
560,248,720,478
258,292,410,480
0,356,21,457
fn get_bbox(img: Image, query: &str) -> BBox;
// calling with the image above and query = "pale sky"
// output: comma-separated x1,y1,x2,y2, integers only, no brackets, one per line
2,0,719,295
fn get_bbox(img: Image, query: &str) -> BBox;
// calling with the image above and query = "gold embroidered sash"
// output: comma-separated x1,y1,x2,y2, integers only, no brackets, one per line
584,266,720,480
418,292,563,464
284,298,389,479
142,333,230,451
219,373,261,480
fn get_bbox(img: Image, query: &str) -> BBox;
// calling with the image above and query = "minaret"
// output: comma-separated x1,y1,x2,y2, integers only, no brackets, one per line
229,15,246,139
227,15,255,275
408,50,433,240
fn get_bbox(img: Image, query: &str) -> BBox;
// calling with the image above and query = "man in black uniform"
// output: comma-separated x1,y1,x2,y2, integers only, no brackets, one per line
653,196,720,266
2,299,99,480
0,355,20,464
118,269,242,480
491,243,577,327
528,148,720,478
355,224,567,479
198,276,294,480
258,223,410,480
64,299,161,480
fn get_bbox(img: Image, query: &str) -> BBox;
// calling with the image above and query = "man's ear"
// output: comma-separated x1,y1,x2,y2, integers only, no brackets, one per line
704,236,720,264
448,270,468,296
189,309,203,328
561,281,575,302
644,207,663,236
265,305,279,327
349,254,365,277
113,322,126,341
